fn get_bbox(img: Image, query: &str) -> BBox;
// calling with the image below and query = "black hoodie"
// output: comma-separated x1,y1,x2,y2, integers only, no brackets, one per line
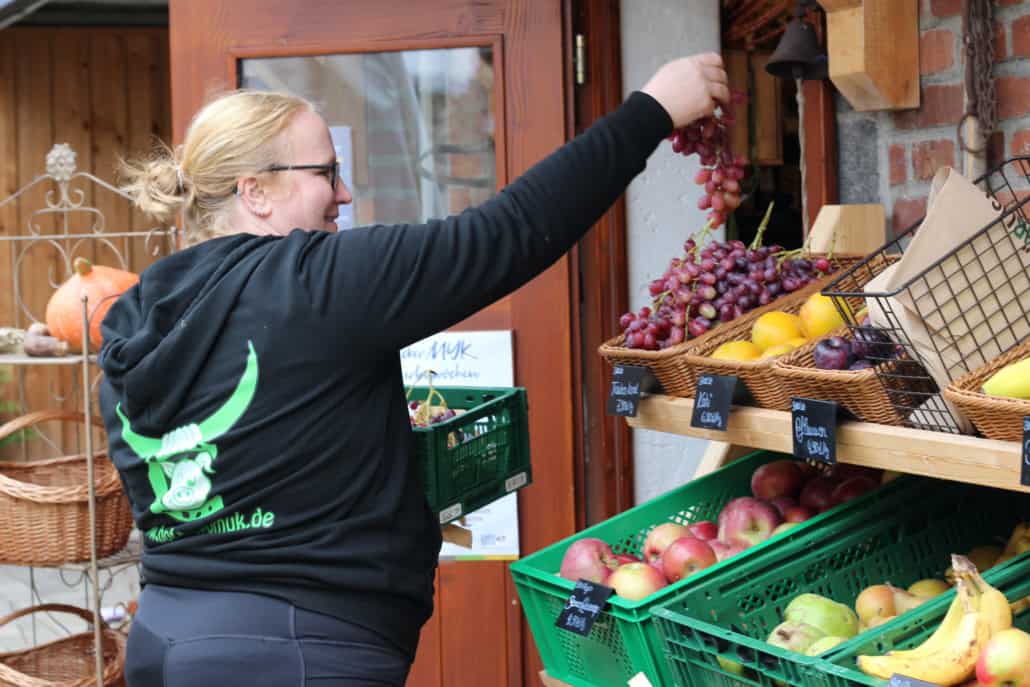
98,91,672,656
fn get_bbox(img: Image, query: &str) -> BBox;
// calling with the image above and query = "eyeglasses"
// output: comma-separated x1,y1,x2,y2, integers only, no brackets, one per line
264,160,340,190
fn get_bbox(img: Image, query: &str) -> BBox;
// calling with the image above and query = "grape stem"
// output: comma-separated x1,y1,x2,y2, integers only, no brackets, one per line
748,201,775,251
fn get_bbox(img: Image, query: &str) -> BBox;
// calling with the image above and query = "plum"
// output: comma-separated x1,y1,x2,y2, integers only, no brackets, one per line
813,337,854,370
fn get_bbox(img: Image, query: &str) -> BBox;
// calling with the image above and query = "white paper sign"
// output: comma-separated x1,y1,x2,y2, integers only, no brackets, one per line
400,330,521,560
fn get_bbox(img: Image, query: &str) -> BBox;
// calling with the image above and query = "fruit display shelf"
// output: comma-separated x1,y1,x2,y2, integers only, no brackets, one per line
624,394,1029,494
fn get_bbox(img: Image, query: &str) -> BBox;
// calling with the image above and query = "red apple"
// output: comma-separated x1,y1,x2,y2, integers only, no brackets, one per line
607,562,668,601
559,537,617,583
750,459,805,500
799,476,839,513
612,553,641,566
642,522,691,564
976,628,1030,686
687,520,718,541
827,463,881,483
771,496,798,517
717,497,783,548
662,536,717,583
783,505,815,523
830,475,878,505
708,539,747,562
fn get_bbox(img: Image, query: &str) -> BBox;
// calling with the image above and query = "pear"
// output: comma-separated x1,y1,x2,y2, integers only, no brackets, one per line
766,621,825,654
889,585,926,614
784,593,860,639
805,635,848,656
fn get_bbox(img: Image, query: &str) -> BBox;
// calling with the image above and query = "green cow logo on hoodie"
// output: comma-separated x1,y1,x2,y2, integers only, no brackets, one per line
115,342,258,524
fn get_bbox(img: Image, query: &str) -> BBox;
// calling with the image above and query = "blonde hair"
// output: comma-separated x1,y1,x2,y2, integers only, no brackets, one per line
120,89,316,244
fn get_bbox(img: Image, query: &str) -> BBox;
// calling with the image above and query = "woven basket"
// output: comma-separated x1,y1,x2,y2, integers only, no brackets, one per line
772,327,909,425
0,410,133,567
597,255,863,397
0,604,126,687
943,339,1030,442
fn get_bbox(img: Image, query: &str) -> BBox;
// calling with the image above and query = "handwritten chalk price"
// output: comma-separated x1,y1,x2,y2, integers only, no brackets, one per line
1022,417,1030,488
690,374,739,431
555,579,615,637
791,398,838,464
607,365,649,417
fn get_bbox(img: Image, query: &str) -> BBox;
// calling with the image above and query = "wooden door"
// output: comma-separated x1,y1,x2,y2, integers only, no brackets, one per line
167,2,573,685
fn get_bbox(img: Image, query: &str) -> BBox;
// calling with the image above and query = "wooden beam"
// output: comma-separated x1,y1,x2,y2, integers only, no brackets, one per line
626,395,1030,494
801,78,839,232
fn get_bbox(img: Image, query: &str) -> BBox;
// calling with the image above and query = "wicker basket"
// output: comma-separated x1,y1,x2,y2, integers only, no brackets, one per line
0,410,133,567
943,339,1030,442
772,327,909,424
597,255,863,397
0,604,126,687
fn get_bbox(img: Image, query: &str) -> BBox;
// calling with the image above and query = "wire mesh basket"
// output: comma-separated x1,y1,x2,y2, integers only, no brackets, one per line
822,156,1030,434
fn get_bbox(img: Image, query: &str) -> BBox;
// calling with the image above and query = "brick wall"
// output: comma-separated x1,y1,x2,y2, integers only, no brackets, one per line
834,0,1029,237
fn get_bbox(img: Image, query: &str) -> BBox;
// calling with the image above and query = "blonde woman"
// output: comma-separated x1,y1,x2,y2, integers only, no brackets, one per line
101,52,728,686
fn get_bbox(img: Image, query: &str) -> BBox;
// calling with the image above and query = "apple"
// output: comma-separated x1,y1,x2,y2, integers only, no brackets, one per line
687,520,718,541
612,553,641,566
771,496,798,517
642,522,691,564
559,538,617,583
717,497,783,548
976,628,1030,687
662,536,717,582
751,459,805,501
783,505,815,523
827,463,881,483
772,522,801,536
716,655,745,676
708,539,747,562
799,476,839,513
830,476,879,505
606,562,668,601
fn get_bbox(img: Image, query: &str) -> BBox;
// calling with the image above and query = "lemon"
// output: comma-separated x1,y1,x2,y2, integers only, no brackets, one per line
711,340,763,361
786,337,809,348
759,342,797,360
751,311,804,351
799,293,845,339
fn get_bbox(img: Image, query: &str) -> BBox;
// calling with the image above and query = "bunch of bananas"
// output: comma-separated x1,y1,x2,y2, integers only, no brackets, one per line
852,556,1013,683
856,555,1013,685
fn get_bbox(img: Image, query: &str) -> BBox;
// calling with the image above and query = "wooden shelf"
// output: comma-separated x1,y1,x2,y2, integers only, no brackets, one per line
626,394,1029,494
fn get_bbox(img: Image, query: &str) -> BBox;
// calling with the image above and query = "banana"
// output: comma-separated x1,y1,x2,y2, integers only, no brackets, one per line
856,556,1007,685
856,610,989,684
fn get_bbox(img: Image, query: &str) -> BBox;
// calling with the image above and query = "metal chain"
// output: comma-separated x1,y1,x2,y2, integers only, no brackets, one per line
958,0,997,155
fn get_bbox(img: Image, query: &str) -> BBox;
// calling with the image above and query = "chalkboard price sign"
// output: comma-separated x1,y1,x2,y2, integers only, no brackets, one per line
1022,416,1030,487
555,579,615,637
607,365,651,417
691,374,739,431
791,397,839,464
888,674,942,687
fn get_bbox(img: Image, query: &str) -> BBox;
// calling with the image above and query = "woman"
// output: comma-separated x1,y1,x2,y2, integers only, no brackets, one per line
101,52,728,686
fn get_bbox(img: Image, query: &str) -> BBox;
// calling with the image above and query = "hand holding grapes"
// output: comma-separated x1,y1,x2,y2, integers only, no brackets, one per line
640,52,730,129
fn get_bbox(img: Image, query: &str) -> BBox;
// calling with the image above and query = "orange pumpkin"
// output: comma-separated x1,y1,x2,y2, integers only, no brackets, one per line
45,257,139,352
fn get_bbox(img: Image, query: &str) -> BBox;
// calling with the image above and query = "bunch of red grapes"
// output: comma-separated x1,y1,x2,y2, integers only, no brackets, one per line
618,239,835,351
669,91,749,229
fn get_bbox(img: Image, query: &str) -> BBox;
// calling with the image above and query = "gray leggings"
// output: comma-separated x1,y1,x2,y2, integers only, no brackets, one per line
125,585,413,687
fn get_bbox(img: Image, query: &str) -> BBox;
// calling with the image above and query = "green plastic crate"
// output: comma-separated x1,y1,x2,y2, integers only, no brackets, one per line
509,451,915,687
651,480,1030,687
806,554,1030,686
408,386,530,525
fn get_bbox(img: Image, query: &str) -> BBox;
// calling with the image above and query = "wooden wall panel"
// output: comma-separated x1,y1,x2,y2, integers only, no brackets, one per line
0,27,171,459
